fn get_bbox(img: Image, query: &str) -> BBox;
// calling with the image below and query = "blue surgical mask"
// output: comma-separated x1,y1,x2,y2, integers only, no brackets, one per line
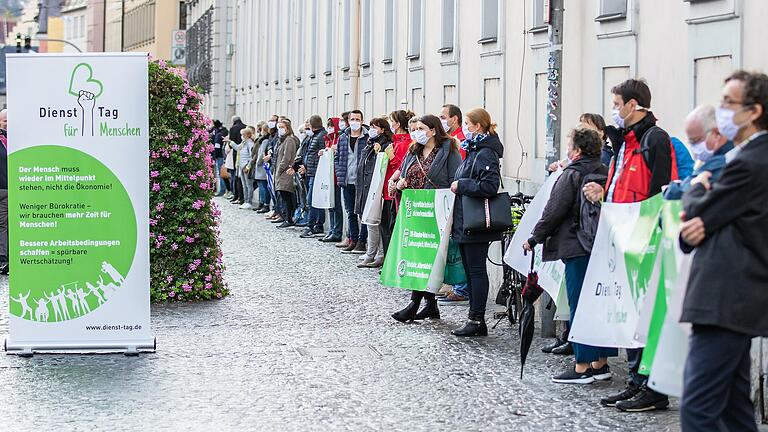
462,124,474,141
612,109,625,129
339,120,347,130
326,126,335,134
690,140,713,162
368,128,380,139
413,130,429,145
350,121,362,131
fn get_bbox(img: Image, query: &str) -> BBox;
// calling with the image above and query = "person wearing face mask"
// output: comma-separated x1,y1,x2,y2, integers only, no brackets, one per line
273,119,300,228
229,126,256,210
291,120,313,223
523,128,617,384
227,116,247,205
582,79,676,412
665,105,734,201
250,122,270,212
678,71,768,432
380,110,417,257
262,115,281,218
318,117,344,244
440,104,467,159
335,110,368,253
299,115,328,238
390,115,462,322
449,109,503,337
354,117,393,268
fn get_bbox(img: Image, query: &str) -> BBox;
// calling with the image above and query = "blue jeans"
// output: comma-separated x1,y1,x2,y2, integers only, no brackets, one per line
341,185,360,242
453,282,469,297
328,185,343,237
306,176,325,230
215,157,225,195
256,180,270,208
564,255,618,363
360,223,368,243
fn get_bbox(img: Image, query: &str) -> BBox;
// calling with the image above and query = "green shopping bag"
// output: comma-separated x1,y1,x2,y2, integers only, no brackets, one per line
443,240,467,285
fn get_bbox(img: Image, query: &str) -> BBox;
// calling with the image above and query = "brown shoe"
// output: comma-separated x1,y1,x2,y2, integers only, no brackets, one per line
436,284,453,298
359,258,384,269
336,239,351,248
350,241,367,254
341,241,358,253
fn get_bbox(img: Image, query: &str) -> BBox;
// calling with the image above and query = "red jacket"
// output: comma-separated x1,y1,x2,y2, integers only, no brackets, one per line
383,133,412,200
452,127,467,160
604,114,678,203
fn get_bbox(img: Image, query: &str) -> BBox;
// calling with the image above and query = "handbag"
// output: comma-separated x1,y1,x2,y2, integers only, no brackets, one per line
220,164,230,180
460,150,512,234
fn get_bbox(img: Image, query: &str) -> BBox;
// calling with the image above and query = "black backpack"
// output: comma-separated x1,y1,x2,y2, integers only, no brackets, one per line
569,164,608,253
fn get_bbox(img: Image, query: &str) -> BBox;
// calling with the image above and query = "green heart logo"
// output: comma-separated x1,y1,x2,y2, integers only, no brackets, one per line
68,63,103,98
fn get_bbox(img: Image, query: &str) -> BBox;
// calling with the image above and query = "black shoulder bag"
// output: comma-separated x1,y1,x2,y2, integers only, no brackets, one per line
461,149,513,234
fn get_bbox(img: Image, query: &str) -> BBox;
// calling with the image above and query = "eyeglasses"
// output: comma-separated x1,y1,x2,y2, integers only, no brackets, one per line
719,97,745,108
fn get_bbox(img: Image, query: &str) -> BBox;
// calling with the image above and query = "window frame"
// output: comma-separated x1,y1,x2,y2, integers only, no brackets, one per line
479,0,499,44
406,0,422,60
595,0,628,22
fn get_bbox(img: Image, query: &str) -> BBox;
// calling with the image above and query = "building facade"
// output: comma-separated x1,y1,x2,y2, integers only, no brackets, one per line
61,0,88,52
102,0,188,61
186,0,233,123
222,0,768,190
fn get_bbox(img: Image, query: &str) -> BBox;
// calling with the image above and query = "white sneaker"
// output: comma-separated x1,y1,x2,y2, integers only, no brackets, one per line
358,254,370,261
239,203,253,210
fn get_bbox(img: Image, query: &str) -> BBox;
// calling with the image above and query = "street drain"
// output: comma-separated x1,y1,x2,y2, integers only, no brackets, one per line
297,346,382,358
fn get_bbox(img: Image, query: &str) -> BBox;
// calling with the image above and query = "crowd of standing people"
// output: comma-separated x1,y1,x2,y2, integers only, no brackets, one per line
210,72,768,431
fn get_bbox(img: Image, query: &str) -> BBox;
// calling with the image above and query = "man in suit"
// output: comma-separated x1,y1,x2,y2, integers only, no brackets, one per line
679,70,768,432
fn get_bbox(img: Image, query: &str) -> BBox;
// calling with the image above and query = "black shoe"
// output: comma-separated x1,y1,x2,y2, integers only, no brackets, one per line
551,342,574,355
542,338,566,354
256,207,270,214
590,364,612,381
616,387,669,412
299,229,315,238
294,222,308,228
552,367,595,384
320,236,342,243
451,320,488,337
311,228,325,237
270,218,285,224
277,221,295,228
392,302,420,323
600,385,641,407
413,300,440,320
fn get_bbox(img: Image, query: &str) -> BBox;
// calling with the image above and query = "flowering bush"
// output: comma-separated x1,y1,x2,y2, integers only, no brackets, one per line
148,60,227,302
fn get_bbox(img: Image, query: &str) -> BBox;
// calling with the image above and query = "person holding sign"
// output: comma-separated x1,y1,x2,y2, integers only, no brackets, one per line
523,128,617,384
449,109,503,337
390,115,461,322
355,118,393,268
678,71,768,432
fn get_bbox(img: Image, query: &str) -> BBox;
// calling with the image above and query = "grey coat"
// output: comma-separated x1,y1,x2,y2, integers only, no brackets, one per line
274,135,299,192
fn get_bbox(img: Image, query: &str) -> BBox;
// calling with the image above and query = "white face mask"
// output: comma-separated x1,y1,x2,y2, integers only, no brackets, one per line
306,128,314,137
368,128,380,139
690,140,714,162
326,127,335,134
267,120,277,129
390,124,397,134
413,130,429,145
349,121,362,131
339,120,347,130
462,124,474,140
441,119,451,133
715,107,742,142
298,132,306,141
409,131,418,141
277,127,286,137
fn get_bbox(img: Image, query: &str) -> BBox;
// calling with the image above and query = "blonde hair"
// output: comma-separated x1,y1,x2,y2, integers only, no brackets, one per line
466,108,497,136
242,126,256,140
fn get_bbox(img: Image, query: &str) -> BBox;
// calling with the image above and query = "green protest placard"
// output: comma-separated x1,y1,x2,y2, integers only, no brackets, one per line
380,189,455,293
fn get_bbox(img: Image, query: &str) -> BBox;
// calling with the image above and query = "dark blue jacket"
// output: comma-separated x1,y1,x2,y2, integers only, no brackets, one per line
664,141,734,200
334,127,368,186
303,128,328,177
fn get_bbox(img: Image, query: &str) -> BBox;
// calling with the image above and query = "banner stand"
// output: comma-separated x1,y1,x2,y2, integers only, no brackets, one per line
4,338,156,357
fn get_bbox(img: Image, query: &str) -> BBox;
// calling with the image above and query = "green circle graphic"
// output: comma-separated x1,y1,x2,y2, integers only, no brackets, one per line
8,145,137,322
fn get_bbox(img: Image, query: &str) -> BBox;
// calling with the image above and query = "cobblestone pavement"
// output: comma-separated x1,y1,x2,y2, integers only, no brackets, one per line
0,197,686,432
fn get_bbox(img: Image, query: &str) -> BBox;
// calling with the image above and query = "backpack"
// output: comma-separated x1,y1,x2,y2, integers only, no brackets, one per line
570,164,608,253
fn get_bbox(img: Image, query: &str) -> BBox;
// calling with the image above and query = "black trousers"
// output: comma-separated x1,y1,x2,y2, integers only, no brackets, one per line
380,200,397,258
278,190,296,222
680,325,757,432
459,242,491,319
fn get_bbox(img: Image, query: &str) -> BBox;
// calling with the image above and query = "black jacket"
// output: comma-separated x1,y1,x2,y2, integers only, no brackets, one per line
680,133,768,336
229,120,246,144
354,135,391,215
530,158,606,261
212,126,228,159
451,134,504,244
304,129,328,177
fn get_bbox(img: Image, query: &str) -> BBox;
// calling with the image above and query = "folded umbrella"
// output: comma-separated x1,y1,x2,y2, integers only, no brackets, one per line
519,251,544,379
294,172,307,210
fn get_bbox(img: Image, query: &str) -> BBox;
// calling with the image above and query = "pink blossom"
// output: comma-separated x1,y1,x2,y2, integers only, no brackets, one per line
150,170,160,178
185,236,195,243
170,182,178,188
155,202,165,211
171,243,179,250
168,291,176,298
182,283,192,292
192,200,205,210
152,183,160,192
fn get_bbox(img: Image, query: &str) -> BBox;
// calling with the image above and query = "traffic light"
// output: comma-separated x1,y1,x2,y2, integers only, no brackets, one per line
24,36,31,51
15,33,21,53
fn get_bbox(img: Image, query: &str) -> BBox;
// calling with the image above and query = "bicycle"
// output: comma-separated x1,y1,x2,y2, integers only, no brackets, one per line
489,192,534,329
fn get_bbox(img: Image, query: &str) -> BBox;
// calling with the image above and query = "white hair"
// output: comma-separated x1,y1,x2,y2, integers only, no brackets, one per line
688,105,716,132
231,116,241,123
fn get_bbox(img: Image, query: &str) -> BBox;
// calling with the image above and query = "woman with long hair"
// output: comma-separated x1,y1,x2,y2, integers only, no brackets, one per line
449,108,504,337
390,114,462,322
274,118,300,227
